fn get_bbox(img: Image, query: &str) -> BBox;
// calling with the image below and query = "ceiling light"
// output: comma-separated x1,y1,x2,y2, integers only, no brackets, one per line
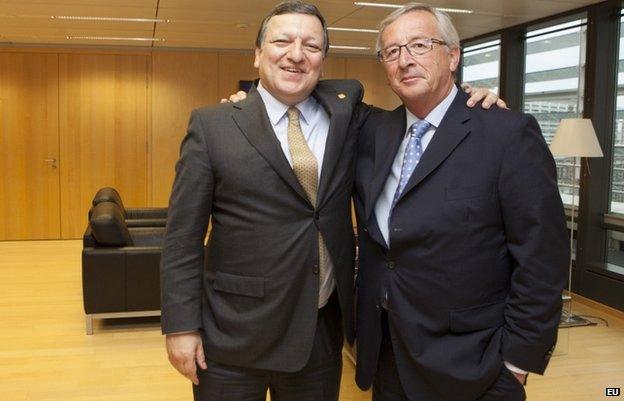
52,16,169,23
66,36,165,42
328,27,379,33
329,45,371,50
433,7,473,14
353,2,473,14
353,2,401,8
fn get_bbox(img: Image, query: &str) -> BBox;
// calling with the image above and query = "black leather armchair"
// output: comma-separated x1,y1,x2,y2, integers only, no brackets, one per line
82,201,164,334
91,187,167,227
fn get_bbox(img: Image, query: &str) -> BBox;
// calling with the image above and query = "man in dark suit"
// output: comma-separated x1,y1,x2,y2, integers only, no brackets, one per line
353,4,569,401
160,2,367,400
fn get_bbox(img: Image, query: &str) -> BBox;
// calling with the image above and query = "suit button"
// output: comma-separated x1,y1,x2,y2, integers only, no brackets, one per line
314,212,320,220
387,261,395,269
313,264,319,274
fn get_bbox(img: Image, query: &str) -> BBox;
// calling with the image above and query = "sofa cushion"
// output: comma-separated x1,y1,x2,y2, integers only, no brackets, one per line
90,201,133,246
92,187,126,214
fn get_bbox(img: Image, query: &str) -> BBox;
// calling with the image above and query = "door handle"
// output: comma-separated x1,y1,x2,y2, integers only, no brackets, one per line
44,158,58,169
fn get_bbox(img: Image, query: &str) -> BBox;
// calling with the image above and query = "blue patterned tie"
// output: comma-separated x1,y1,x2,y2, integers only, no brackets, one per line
391,120,431,208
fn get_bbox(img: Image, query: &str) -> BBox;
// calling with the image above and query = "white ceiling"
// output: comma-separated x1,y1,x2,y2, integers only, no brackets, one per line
0,0,604,54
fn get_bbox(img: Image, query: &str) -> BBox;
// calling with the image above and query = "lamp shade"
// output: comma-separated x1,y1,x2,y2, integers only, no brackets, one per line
549,118,603,157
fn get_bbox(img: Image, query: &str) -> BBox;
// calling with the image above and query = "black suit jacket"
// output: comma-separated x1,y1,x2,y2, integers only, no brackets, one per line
353,89,568,400
161,80,366,372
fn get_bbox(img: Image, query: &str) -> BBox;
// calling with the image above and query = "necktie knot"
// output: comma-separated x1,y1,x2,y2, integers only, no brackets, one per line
287,107,300,124
408,120,431,140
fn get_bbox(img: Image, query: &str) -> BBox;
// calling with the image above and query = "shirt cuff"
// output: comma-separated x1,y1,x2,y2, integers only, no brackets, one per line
504,361,528,375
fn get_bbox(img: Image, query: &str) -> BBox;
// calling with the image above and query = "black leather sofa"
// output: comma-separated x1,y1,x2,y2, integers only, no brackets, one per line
91,187,167,227
82,201,165,334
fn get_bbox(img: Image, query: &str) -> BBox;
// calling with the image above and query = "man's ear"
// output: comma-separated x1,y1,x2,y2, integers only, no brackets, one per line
254,47,261,69
448,47,460,73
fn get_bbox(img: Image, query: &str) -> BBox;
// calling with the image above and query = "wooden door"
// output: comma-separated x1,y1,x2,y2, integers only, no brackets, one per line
59,54,149,238
0,53,60,240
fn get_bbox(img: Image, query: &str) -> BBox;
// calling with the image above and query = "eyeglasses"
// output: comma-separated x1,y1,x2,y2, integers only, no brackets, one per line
377,38,447,62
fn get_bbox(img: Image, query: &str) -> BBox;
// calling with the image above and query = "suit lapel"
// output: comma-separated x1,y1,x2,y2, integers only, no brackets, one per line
395,92,471,203
364,106,406,221
231,91,310,204
313,84,350,208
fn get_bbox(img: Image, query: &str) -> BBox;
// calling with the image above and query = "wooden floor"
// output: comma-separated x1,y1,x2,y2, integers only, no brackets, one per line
0,240,622,401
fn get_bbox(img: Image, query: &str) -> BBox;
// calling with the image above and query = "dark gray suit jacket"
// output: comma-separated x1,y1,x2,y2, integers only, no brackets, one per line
161,79,366,372
353,90,568,400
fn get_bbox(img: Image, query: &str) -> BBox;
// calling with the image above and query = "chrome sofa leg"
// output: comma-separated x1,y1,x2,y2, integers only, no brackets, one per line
86,315,93,335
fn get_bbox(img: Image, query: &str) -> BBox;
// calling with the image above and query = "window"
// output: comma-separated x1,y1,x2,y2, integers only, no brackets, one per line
607,15,624,270
523,18,587,206
461,38,500,94
610,16,624,214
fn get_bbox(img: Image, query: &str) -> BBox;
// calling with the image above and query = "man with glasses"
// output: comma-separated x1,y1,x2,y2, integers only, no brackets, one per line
352,4,568,401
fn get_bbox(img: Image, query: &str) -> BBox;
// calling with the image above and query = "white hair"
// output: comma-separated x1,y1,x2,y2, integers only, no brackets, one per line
375,3,460,53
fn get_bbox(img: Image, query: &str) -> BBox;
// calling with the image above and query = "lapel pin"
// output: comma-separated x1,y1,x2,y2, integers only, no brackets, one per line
337,93,346,99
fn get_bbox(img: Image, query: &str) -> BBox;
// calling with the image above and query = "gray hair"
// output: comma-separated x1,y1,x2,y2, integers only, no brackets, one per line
255,0,330,56
375,3,460,53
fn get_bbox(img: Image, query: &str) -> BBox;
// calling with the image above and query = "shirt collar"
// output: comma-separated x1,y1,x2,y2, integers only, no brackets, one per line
405,84,458,132
257,81,318,126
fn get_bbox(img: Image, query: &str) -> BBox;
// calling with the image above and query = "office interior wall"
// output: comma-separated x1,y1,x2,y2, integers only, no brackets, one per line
150,51,220,207
59,53,150,238
0,48,397,239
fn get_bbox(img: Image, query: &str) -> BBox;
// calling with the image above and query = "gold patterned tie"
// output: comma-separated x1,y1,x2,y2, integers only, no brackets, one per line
287,107,328,287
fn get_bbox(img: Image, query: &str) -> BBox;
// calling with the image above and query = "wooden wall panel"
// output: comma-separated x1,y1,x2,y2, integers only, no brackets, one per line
345,57,401,111
150,51,219,206
217,52,258,101
0,53,60,240
323,56,347,79
59,53,149,238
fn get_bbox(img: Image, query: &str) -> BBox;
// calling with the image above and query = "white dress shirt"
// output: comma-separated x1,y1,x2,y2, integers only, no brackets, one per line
257,82,335,308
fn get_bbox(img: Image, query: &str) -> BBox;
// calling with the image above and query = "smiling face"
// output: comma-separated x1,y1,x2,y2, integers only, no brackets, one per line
379,10,459,117
254,13,325,106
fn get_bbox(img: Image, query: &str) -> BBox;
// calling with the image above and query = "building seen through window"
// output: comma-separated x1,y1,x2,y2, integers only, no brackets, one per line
523,18,587,207
461,38,500,95
607,15,624,271
610,15,624,214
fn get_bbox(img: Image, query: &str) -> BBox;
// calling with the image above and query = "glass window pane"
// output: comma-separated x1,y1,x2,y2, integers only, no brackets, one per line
462,38,500,94
523,18,587,207
610,16,624,214
607,15,624,271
